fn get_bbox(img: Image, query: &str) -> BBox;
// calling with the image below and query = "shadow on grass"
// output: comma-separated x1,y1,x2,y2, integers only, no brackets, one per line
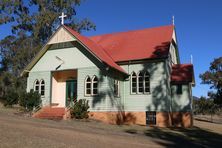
124,126,222,148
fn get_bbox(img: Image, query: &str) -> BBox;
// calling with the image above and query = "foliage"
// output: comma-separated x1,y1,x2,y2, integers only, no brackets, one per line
200,56,222,105
19,89,41,111
3,88,19,107
193,96,219,115
0,0,95,103
70,99,89,119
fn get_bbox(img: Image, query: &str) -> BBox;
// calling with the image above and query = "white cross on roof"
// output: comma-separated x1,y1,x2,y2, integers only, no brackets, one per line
59,12,67,25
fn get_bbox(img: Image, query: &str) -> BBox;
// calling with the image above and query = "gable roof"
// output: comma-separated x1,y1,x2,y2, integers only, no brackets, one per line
21,25,127,76
171,64,195,85
21,24,175,76
90,25,174,62
63,25,126,74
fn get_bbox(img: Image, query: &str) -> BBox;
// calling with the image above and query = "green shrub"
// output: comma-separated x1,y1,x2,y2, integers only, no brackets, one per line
4,88,19,107
19,89,41,111
70,99,90,119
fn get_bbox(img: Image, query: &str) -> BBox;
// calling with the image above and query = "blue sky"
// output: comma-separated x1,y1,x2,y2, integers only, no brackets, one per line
0,0,222,97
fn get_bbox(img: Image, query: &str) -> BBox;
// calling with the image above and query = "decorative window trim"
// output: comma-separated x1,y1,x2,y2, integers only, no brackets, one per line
33,79,45,97
92,75,98,96
131,72,137,94
34,79,40,92
84,75,99,96
144,71,150,94
40,79,45,97
84,76,91,96
130,71,151,95
114,80,120,97
137,72,144,94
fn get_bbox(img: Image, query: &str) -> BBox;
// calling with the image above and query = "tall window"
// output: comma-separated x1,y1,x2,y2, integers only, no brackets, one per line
131,71,151,94
85,76,99,96
34,80,39,92
40,80,45,96
92,76,98,95
85,76,91,96
144,72,150,93
131,72,137,93
34,79,45,97
114,80,120,97
138,72,144,93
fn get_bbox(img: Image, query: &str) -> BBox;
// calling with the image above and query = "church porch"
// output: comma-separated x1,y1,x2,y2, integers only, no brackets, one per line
51,70,77,108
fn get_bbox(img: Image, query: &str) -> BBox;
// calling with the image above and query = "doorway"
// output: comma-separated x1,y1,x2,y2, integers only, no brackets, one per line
66,79,77,107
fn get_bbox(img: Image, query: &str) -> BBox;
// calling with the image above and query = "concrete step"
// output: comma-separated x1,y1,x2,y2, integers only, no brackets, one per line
33,107,65,120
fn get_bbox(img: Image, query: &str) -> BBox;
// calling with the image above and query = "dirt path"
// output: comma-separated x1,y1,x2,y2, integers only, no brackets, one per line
0,112,161,148
0,108,222,148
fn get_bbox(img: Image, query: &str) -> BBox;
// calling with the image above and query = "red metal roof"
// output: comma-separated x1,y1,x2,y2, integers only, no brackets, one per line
63,25,127,74
171,64,194,83
90,25,174,62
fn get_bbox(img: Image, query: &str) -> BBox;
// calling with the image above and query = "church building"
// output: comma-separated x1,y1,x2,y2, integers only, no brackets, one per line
21,18,195,127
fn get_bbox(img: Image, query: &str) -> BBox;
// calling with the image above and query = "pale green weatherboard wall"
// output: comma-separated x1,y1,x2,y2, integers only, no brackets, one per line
27,71,51,106
77,66,122,111
30,46,95,72
120,61,171,112
171,84,192,112
27,44,96,106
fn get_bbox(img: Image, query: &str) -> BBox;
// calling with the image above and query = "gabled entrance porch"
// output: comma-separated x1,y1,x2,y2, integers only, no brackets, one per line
51,70,77,107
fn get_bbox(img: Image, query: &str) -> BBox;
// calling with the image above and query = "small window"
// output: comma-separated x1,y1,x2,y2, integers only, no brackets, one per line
34,80,39,92
177,84,182,94
144,72,150,93
114,80,120,97
131,72,137,93
85,76,91,96
92,76,98,95
40,80,45,96
138,72,144,93
146,111,156,125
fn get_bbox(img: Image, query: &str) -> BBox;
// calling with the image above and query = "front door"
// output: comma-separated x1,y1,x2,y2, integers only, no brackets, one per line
66,80,77,107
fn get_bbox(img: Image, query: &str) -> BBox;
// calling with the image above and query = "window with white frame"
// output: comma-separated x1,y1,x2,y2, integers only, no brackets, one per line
138,72,144,93
144,71,150,93
85,76,99,96
131,71,151,94
92,76,98,95
40,80,45,96
85,76,91,96
114,80,120,97
34,80,40,92
131,72,137,93
34,79,45,97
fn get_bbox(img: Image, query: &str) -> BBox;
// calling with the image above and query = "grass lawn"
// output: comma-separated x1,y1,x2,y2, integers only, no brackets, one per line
0,105,222,148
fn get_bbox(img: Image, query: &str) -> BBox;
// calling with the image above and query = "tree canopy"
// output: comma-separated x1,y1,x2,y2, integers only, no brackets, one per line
200,57,222,105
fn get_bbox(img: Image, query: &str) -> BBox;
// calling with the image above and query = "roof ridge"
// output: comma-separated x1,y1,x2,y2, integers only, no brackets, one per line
89,24,174,38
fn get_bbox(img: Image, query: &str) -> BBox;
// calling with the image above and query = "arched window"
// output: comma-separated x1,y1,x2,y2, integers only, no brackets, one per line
131,72,137,93
138,72,144,93
34,80,39,92
85,76,91,96
144,72,150,93
92,76,98,95
40,80,45,96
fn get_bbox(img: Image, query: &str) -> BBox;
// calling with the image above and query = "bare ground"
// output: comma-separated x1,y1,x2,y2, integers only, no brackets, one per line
0,107,222,148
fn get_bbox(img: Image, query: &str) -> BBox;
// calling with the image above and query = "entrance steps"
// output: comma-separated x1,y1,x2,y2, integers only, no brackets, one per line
33,107,65,120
